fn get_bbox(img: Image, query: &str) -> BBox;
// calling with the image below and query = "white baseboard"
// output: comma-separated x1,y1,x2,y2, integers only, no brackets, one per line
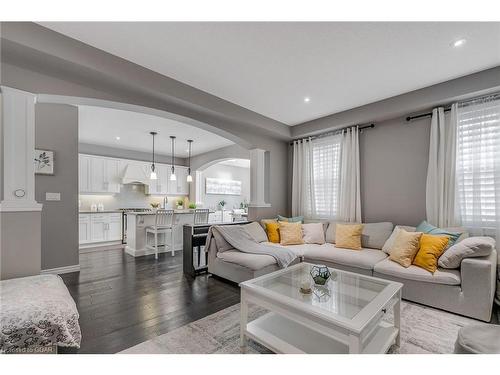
41,264,80,275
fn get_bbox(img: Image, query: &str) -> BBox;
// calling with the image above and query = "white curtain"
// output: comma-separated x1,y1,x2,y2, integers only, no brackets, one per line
456,94,500,238
291,138,314,217
425,105,459,227
292,127,361,221
338,126,361,222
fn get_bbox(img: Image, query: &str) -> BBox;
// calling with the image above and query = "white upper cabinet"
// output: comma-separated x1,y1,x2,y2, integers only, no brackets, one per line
79,154,188,195
79,155,91,193
79,154,122,194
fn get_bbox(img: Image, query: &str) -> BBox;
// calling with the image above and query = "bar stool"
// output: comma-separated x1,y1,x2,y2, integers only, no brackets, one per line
193,209,209,266
145,209,175,259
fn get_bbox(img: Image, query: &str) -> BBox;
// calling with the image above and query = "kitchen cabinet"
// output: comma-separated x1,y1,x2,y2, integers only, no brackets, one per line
79,155,91,193
79,213,123,246
79,214,91,244
79,154,121,194
168,166,189,195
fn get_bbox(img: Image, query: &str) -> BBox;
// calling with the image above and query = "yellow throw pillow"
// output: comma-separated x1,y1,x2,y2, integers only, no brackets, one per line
335,223,364,250
413,234,449,273
265,222,280,243
389,229,423,267
279,221,304,245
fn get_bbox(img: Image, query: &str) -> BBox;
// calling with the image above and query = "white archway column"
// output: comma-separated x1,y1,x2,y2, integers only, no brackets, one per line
0,86,42,280
0,86,42,212
249,148,270,208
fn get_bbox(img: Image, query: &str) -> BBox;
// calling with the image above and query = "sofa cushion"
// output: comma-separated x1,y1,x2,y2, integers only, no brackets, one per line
325,221,348,243
279,221,304,245
217,250,276,271
382,225,417,254
361,222,394,250
243,222,268,243
335,223,364,250
302,223,326,244
374,258,461,285
388,229,423,268
438,236,495,269
303,243,388,270
212,229,234,253
416,221,462,248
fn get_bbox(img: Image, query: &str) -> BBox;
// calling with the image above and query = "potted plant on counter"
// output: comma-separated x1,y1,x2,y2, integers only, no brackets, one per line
188,202,197,209
176,199,184,210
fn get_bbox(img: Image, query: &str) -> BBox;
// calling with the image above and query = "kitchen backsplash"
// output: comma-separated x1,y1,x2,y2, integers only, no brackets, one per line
79,184,185,210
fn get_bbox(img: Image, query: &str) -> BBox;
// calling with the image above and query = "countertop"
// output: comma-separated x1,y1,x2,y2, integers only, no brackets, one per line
125,209,215,215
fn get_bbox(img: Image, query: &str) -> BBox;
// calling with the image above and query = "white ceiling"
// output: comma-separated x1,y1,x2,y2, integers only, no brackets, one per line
41,22,500,125
218,159,251,168
78,105,233,157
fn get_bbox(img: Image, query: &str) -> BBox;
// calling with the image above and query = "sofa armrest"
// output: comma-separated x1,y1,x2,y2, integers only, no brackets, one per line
460,249,497,313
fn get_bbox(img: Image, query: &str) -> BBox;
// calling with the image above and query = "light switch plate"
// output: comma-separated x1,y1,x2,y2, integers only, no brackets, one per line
46,192,61,201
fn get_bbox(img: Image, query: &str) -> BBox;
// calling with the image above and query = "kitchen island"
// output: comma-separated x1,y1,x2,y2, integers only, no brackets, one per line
125,210,213,257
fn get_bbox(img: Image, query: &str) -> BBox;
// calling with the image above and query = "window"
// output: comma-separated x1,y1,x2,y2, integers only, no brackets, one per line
456,94,500,235
307,135,342,218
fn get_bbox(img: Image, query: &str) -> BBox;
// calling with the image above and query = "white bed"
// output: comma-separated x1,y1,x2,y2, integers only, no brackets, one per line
0,274,81,353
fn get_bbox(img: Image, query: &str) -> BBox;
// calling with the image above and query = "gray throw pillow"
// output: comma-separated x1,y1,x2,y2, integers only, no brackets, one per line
361,222,394,250
243,222,268,243
325,221,348,243
212,228,234,253
438,236,495,269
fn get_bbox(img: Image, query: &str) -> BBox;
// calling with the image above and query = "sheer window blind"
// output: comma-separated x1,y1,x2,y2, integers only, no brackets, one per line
308,135,342,218
456,94,500,234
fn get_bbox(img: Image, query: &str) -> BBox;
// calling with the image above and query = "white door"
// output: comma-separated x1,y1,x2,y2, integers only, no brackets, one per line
107,213,122,241
79,155,91,193
90,157,107,193
90,215,107,242
79,214,91,244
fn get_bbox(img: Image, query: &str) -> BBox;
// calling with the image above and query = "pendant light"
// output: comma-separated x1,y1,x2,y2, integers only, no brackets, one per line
149,131,158,180
186,139,193,182
170,136,177,181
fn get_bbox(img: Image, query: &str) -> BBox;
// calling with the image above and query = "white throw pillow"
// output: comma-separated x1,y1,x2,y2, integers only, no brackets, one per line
438,236,495,269
302,223,326,244
382,225,416,254
243,222,268,243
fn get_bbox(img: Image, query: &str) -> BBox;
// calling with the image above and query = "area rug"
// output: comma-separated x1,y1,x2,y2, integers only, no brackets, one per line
119,301,479,354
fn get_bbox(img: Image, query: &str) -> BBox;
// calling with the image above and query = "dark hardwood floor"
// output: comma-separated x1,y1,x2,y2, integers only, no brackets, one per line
61,248,240,354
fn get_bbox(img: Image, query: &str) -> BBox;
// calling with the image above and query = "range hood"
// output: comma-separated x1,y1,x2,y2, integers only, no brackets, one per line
121,164,149,185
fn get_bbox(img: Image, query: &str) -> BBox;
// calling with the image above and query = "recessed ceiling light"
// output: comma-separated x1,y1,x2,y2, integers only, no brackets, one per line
304,97,311,103
452,38,467,48
115,136,121,140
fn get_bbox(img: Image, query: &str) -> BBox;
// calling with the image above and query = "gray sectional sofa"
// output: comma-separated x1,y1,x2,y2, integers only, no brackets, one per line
207,221,497,322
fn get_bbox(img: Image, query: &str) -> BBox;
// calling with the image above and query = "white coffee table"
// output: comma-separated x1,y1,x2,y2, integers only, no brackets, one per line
240,262,403,354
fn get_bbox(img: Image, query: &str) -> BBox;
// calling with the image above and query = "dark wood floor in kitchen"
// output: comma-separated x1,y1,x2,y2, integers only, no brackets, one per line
60,248,240,354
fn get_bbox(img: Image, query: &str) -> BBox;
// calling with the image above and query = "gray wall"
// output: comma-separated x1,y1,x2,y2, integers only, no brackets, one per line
35,103,79,270
0,212,41,280
360,116,431,226
200,163,250,210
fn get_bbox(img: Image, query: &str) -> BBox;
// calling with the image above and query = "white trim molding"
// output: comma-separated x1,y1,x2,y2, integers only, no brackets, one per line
41,264,80,275
0,86,43,212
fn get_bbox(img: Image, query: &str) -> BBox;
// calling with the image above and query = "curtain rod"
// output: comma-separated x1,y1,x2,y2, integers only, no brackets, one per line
289,123,375,145
406,92,500,122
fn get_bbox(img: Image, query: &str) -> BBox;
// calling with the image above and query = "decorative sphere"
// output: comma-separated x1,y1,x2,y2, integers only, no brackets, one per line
310,265,331,285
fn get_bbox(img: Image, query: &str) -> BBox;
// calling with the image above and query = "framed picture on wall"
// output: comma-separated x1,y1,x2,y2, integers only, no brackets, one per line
34,149,55,175
206,177,242,195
